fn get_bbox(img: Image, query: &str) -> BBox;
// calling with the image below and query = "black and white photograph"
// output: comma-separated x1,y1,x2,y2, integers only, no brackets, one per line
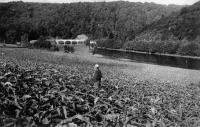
0,0,200,126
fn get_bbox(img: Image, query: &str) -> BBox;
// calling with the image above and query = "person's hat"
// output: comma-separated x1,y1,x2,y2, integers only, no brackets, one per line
94,64,99,69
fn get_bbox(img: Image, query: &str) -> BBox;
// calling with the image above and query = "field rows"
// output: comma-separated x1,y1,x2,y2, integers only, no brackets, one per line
0,49,200,127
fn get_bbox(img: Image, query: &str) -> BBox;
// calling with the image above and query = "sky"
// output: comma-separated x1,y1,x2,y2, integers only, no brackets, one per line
0,0,199,5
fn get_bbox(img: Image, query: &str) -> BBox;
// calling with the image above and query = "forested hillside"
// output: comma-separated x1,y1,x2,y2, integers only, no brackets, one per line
141,1,200,41
0,1,183,44
124,1,200,56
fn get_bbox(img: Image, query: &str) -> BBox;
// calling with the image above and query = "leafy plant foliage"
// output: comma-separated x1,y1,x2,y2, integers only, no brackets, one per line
0,49,200,126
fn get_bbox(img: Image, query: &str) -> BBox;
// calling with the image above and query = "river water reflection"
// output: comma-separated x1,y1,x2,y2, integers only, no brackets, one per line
96,48,200,70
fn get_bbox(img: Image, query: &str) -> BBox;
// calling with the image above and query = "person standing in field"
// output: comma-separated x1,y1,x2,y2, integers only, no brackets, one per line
93,64,102,89
93,45,97,55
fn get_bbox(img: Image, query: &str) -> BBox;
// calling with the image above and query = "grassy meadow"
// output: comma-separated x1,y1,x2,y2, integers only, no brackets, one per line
0,48,200,126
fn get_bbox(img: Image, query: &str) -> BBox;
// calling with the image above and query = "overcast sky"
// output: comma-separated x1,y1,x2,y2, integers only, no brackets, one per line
0,0,199,5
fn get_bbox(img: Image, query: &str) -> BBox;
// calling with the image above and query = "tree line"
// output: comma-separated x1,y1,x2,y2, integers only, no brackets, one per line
124,1,200,56
2,1,198,56
0,1,182,44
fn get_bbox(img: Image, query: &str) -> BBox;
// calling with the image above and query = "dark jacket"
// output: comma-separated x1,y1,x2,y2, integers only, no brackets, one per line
94,69,102,81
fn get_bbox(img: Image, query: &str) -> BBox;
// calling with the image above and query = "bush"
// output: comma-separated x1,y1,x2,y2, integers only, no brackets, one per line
97,38,123,49
123,41,134,50
97,38,114,48
161,40,180,54
33,36,52,49
33,40,52,49
50,45,59,51
85,38,90,46
123,39,181,54
177,40,200,56
64,45,75,53
123,40,151,52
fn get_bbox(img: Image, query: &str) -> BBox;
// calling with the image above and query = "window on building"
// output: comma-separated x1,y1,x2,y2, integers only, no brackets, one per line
72,41,77,45
58,41,64,45
65,41,71,45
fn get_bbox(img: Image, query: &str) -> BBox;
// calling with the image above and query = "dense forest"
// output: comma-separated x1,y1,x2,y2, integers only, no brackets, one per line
123,1,200,56
0,1,182,44
1,1,199,56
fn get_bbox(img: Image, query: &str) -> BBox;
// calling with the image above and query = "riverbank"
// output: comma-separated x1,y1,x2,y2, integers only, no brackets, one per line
98,47,200,60
1,47,200,86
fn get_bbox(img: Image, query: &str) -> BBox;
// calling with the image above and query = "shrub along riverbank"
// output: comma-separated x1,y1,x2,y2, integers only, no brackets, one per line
97,47,200,60
97,38,200,57
0,48,200,126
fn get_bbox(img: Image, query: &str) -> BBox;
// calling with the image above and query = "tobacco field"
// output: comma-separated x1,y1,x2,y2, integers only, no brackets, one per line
0,49,200,127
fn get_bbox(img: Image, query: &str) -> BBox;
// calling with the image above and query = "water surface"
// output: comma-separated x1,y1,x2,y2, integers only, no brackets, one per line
96,48,200,70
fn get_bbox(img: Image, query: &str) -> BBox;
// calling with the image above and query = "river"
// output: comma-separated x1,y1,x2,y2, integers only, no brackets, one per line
96,48,200,70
